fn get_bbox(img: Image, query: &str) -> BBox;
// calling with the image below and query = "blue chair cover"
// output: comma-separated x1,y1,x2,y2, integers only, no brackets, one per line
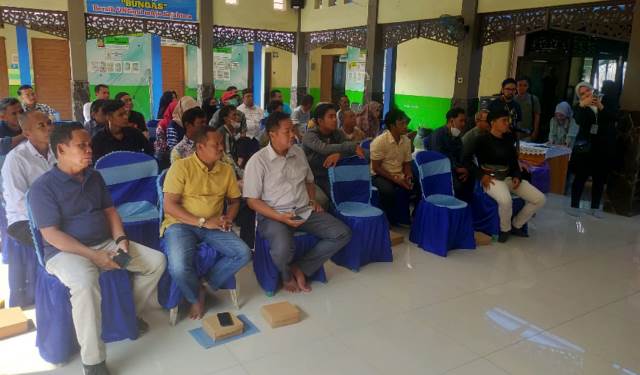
360,139,372,150
6,236,36,307
155,170,235,309
253,229,327,296
95,151,160,249
328,156,392,271
26,194,138,364
530,162,551,194
409,151,475,257
1,203,9,264
470,182,529,237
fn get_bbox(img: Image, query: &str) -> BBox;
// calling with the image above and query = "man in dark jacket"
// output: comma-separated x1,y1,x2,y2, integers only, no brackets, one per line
302,103,365,208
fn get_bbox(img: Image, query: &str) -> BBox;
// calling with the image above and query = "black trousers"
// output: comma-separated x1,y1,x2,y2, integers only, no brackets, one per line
570,153,609,209
7,221,34,248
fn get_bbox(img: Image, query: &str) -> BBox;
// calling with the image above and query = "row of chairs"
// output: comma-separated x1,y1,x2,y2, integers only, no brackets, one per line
7,147,524,364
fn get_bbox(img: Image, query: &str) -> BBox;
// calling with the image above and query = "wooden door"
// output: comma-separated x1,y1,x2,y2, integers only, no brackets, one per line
31,38,72,119
320,55,334,103
0,37,8,98
161,46,185,98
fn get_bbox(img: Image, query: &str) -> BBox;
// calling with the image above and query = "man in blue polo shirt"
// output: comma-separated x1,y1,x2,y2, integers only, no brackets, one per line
28,124,165,375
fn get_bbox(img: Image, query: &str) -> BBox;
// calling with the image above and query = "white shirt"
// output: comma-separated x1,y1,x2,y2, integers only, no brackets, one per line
237,103,264,139
243,144,314,212
1,141,56,225
83,101,92,124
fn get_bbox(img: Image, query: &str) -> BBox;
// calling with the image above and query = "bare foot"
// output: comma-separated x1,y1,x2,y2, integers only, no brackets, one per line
291,265,311,293
283,277,300,293
189,287,206,320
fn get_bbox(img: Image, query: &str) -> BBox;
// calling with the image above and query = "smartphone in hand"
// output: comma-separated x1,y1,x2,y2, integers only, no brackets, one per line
112,248,132,268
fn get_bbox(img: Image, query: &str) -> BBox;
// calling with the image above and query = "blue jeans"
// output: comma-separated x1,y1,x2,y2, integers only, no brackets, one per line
164,224,251,304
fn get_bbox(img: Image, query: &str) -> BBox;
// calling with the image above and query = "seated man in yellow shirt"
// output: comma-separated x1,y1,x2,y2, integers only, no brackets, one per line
370,109,414,225
161,127,251,319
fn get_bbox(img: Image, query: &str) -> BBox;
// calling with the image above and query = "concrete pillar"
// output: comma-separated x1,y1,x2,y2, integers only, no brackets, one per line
452,0,483,116
293,9,308,107
253,42,264,107
364,0,384,103
16,26,31,85
198,0,214,103
382,47,396,117
68,0,90,122
620,3,640,111
151,34,163,119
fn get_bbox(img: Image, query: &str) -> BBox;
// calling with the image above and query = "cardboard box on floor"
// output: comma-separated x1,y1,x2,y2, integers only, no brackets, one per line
202,313,244,341
474,231,492,246
261,301,300,328
0,307,29,339
390,230,404,246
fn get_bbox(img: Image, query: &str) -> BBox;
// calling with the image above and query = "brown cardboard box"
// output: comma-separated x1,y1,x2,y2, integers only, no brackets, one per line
474,231,493,246
261,301,300,328
202,313,244,341
0,307,29,339
390,230,404,246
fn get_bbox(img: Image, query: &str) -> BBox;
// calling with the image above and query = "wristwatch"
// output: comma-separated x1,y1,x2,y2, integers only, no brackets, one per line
197,217,206,228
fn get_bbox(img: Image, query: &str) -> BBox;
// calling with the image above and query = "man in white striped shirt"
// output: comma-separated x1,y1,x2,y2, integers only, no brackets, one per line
1,110,55,246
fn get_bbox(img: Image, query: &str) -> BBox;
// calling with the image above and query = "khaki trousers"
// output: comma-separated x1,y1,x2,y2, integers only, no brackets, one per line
46,240,166,365
484,178,546,232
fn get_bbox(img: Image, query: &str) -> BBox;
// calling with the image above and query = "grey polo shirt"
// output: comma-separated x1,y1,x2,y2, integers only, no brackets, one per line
243,144,314,212
28,165,113,263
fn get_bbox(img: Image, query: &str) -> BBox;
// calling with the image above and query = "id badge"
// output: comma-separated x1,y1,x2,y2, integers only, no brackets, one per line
590,124,599,135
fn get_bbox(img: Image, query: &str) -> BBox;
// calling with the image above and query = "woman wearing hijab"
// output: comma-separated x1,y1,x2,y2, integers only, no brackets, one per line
154,100,178,169
166,96,198,149
548,101,579,147
202,96,219,124
567,81,618,218
356,101,382,139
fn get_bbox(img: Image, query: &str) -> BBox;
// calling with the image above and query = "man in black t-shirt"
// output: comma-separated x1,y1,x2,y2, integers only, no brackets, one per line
91,100,153,162
488,78,523,131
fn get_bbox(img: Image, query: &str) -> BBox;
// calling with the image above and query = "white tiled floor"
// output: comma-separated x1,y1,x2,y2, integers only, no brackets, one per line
1,194,639,375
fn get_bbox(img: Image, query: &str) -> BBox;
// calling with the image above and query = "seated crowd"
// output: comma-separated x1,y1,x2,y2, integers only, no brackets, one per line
3,76,620,374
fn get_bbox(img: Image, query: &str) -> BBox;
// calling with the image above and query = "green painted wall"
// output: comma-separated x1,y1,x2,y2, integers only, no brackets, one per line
90,84,152,121
346,90,364,106
309,88,321,105
394,94,450,130
185,87,198,100
9,85,20,97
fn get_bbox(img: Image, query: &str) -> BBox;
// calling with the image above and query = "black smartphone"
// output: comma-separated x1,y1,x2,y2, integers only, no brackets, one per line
291,215,304,221
112,248,132,269
217,312,233,327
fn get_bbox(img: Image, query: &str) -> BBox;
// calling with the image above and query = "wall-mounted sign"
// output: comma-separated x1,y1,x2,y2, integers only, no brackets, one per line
213,45,248,90
86,0,197,21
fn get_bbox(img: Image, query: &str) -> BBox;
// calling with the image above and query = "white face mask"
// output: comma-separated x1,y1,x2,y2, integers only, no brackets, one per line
450,127,461,138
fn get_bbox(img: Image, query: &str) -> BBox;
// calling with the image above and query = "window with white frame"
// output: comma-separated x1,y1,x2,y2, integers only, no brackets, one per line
274,0,286,10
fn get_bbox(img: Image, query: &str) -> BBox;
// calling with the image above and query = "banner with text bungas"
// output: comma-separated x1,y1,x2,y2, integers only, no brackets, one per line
85,0,197,21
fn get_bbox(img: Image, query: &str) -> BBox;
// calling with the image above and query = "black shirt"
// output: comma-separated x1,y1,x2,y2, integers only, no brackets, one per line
91,126,154,162
463,131,521,179
488,97,523,127
129,110,148,132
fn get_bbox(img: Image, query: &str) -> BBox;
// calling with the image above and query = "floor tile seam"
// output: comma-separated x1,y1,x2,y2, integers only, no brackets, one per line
204,361,245,375
224,328,333,365
476,290,640,360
